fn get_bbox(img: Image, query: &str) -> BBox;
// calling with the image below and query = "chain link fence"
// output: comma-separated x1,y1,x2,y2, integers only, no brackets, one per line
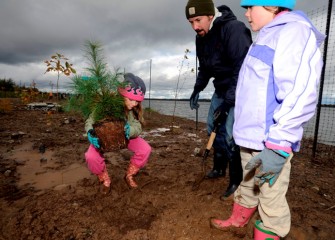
299,2,335,164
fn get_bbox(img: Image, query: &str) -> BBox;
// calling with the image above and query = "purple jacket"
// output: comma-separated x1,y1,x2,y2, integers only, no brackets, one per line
233,11,326,152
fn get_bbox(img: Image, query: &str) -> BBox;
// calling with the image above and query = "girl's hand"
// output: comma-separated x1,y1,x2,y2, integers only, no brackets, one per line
124,122,130,140
245,148,290,186
87,129,100,149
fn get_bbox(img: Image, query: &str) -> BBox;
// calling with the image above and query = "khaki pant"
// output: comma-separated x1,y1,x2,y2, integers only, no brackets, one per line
234,147,293,237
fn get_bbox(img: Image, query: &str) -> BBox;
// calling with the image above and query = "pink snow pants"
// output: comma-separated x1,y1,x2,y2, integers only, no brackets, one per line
127,137,151,168
85,145,105,175
85,137,151,174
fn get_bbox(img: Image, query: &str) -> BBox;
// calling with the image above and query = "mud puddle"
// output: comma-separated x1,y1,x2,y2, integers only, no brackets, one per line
11,143,92,190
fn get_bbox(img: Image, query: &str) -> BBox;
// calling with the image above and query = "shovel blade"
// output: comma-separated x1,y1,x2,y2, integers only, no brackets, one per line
192,173,206,191
192,130,216,191
192,151,210,191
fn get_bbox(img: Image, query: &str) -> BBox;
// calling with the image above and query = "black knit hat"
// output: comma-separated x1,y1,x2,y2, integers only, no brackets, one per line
185,0,215,19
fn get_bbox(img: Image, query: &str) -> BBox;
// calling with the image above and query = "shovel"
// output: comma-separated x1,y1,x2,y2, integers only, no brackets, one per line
192,124,218,191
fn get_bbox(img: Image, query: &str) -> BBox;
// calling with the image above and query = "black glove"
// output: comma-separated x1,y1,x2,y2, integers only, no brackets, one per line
213,103,231,127
190,90,200,110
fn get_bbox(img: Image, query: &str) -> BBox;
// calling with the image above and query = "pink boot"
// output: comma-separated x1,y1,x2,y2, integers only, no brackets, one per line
210,202,257,230
254,220,279,240
97,167,111,195
125,163,140,188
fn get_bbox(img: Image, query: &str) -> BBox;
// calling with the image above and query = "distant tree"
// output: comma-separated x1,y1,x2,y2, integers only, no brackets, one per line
44,53,76,99
0,78,16,91
20,80,40,104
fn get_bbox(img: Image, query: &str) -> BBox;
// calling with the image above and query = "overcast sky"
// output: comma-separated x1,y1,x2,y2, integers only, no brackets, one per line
0,0,330,99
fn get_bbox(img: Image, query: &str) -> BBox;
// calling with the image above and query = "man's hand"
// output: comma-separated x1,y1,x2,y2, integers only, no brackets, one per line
124,122,130,140
190,90,200,110
87,129,100,149
245,148,290,186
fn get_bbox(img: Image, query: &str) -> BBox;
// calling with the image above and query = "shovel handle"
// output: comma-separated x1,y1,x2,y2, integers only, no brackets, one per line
192,127,218,191
206,131,216,151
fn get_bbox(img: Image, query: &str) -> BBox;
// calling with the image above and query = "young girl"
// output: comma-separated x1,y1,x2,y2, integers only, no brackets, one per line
85,73,151,194
210,0,325,239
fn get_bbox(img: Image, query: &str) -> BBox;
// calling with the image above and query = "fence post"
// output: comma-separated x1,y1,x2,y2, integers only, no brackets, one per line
312,0,333,159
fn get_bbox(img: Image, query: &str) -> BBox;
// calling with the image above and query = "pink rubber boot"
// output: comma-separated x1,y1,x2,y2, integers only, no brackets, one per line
125,163,140,188
254,220,279,240
97,167,111,194
210,202,257,230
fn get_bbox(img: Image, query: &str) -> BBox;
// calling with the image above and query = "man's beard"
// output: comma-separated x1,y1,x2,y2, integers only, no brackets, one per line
196,30,205,37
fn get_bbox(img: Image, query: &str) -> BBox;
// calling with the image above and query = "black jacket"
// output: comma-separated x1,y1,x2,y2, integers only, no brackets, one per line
194,5,252,106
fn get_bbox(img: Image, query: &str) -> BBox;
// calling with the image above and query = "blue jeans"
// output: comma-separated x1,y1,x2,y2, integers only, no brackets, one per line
207,92,238,160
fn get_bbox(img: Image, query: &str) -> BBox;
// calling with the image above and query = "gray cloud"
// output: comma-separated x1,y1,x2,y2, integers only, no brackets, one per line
0,0,329,98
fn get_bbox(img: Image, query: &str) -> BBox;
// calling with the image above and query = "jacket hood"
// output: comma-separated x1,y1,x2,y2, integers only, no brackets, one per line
266,11,326,47
214,5,237,24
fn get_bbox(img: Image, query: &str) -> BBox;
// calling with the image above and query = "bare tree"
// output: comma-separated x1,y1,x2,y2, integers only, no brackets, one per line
44,53,76,99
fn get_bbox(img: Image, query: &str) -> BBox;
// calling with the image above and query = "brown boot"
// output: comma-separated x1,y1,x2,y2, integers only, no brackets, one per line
125,163,140,188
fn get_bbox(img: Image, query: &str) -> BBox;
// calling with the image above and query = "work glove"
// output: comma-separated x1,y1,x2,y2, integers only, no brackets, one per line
213,103,231,128
190,90,200,110
87,129,100,149
245,147,290,187
124,122,130,140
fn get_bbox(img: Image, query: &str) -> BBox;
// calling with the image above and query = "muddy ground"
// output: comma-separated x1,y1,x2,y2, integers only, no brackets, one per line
0,99,334,240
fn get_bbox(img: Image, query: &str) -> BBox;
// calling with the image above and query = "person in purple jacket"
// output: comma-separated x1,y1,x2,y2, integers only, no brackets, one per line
210,0,326,239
